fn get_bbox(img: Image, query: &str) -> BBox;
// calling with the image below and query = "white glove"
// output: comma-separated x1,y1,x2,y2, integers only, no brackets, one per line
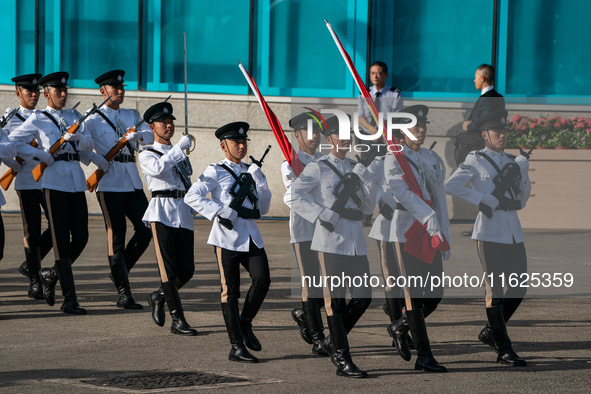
319,208,339,226
247,163,266,185
515,155,529,176
35,150,54,166
442,250,451,261
125,131,141,142
480,193,499,210
62,132,80,142
177,135,192,151
352,163,372,183
425,214,441,237
90,153,110,172
219,206,238,223
4,158,21,173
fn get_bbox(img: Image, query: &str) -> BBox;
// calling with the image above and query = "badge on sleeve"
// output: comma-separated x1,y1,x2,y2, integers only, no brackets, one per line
198,174,210,182
299,174,313,182
459,163,472,170
284,173,294,182
388,167,399,176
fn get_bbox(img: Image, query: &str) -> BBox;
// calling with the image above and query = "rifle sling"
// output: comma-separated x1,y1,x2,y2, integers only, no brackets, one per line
218,163,260,219
145,147,190,190
15,113,26,122
477,151,519,201
41,111,76,152
321,159,363,212
95,110,135,159
405,155,436,200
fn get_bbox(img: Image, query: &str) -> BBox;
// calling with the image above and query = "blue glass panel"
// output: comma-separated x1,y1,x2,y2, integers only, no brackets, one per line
372,0,494,94
506,0,591,96
16,0,37,75
0,0,17,83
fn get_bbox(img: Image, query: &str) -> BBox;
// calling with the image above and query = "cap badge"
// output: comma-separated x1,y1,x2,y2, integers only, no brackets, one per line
239,128,244,135
118,75,122,81
32,79,37,84
418,110,424,117
163,107,169,114
501,117,506,125
61,77,66,83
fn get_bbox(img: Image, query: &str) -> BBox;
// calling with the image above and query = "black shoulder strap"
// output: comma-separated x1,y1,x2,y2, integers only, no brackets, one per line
320,159,344,180
95,110,117,132
218,163,239,181
477,151,501,175
41,111,60,130
15,113,26,122
405,156,420,173
145,147,163,156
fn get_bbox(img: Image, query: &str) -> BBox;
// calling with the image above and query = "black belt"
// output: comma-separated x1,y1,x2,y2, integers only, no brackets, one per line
152,190,186,199
333,207,363,221
395,203,407,211
495,205,514,212
113,154,135,163
54,153,80,161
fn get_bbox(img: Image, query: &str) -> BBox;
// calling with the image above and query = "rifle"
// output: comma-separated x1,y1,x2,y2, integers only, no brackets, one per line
0,107,20,128
518,143,537,160
86,95,171,192
32,96,111,182
479,162,523,218
218,145,272,230
319,171,364,232
355,142,381,168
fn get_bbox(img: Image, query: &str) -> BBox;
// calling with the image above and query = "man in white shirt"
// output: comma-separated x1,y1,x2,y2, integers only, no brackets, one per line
84,70,153,310
290,116,375,378
139,102,196,336
9,72,93,315
446,110,530,367
281,111,327,356
185,122,272,364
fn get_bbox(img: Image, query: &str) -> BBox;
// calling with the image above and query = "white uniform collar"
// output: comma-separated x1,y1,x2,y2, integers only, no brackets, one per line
481,85,494,95
19,106,32,115
44,105,62,115
153,141,172,151
104,106,121,115
222,158,243,169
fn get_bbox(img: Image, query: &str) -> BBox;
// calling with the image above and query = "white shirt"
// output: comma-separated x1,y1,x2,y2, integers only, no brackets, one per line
384,146,451,244
9,105,93,192
84,106,153,192
281,149,324,243
445,148,531,244
368,156,397,242
184,158,272,252
357,85,404,132
3,106,40,190
0,127,18,206
481,85,495,95
290,153,375,256
138,142,194,231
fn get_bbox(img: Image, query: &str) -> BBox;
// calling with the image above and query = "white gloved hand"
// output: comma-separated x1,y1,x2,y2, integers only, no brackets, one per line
319,208,340,226
480,193,499,210
62,132,80,142
90,153,110,172
352,163,372,183
425,214,441,237
247,163,266,185
177,135,192,151
35,150,54,166
515,155,529,177
442,250,451,261
125,131,141,142
219,206,238,222
4,158,21,173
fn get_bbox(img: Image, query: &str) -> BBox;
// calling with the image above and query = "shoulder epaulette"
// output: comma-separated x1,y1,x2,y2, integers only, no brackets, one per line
506,153,516,159
390,87,400,93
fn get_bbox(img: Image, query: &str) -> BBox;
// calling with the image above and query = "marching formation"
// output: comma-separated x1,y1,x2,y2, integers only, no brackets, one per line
0,64,532,377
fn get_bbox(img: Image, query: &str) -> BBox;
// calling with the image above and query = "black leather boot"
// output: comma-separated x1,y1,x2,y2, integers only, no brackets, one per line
328,314,367,378
302,300,328,356
240,282,269,352
55,258,87,315
109,253,142,309
25,247,44,300
222,301,258,363
406,308,447,372
486,306,526,366
18,260,29,277
40,265,59,307
162,281,196,336
148,287,165,326
292,307,312,344
387,314,411,361
478,324,498,353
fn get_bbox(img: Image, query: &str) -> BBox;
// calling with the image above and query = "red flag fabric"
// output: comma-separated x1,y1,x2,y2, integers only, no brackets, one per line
324,20,449,262
238,62,305,176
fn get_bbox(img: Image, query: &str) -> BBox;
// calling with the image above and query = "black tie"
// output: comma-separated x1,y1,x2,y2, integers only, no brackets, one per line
375,91,382,98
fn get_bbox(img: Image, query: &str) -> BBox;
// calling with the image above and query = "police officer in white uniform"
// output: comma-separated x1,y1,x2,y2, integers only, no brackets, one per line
0,103,18,263
138,102,196,336
383,105,450,372
281,111,327,356
290,116,376,378
3,73,54,300
445,109,530,367
185,122,272,364
84,70,153,309
9,72,93,315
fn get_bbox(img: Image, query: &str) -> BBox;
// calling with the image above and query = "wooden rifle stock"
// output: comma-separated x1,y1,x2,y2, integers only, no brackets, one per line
0,140,39,190
31,123,81,182
86,128,135,192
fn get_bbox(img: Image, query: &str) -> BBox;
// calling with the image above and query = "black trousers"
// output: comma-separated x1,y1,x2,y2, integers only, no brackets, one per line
0,211,4,260
477,240,528,310
151,222,194,287
17,189,53,254
394,242,443,314
317,252,372,317
44,189,88,262
213,239,271,303
293,241,323,300
97,190,152,266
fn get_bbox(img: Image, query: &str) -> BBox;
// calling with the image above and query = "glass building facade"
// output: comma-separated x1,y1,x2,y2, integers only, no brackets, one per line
1,0,589,101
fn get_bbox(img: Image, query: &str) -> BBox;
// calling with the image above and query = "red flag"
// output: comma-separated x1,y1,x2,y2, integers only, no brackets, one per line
324,20,449,262
238,62,305,176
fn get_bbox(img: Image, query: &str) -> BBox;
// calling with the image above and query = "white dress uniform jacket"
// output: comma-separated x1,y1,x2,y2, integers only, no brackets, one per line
290,153,376,256
84,106,153,192
445,148,531,244
281,149,324,244
184,158,272,252
138,142,194,231
3,107,39,190
9,106,93,192
0,126,18,206
384,146,451,244
368,156,397,242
